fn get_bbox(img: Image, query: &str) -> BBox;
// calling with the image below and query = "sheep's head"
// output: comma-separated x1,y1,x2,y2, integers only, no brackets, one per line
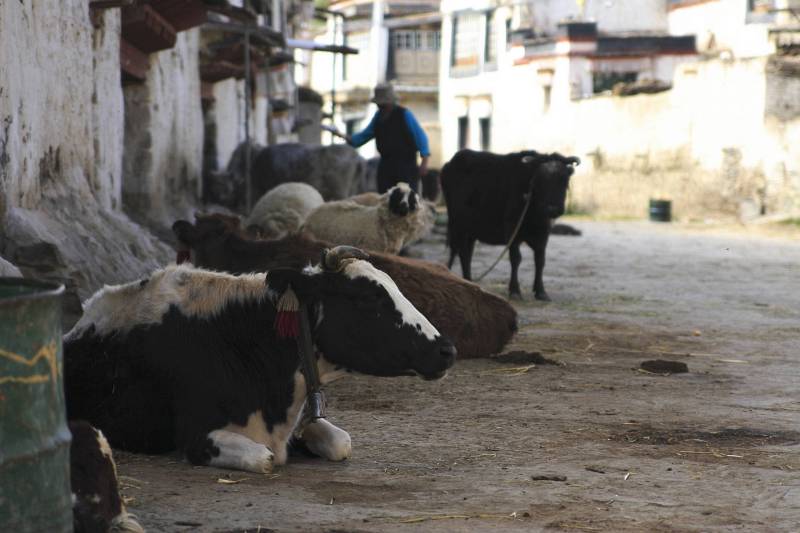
387,182,419,217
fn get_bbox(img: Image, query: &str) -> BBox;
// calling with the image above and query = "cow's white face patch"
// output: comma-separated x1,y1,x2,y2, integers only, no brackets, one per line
342,260,440,341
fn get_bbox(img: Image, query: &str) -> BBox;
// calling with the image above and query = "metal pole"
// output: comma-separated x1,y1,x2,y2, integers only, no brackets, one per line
244,29,253,212
330,14,337,140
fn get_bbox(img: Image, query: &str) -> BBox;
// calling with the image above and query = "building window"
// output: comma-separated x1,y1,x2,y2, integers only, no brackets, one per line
543,85,552,112
484,10,497,65
479,117,491,151
748,0,774,12
426,31,441,51
451,12,482,69
458,116,469,150
592,71,637,94
395,30,441,51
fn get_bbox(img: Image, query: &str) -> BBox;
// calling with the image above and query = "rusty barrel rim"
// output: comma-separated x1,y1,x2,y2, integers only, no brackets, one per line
0,278,65,307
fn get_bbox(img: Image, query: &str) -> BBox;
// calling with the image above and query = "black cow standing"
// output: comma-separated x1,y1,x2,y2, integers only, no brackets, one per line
442,149,580,301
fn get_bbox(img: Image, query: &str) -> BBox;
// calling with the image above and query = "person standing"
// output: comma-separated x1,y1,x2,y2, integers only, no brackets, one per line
345,83,430,194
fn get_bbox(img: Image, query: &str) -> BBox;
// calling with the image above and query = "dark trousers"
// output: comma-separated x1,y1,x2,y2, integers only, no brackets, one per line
377,157,418,194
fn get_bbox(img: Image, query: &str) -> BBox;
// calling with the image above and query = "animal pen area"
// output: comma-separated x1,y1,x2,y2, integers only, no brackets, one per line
104,221,800,532
3,2,800,533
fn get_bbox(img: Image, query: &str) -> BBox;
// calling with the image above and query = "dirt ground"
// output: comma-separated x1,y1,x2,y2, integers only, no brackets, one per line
115,220,800,532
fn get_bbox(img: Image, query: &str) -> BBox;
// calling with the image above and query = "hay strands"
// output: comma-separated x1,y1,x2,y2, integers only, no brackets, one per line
217,476,250,484
396,512,519,524
481,364,537,376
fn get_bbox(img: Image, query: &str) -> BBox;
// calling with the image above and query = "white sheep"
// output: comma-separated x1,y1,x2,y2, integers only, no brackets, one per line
245,182,324,239
302,182,434,254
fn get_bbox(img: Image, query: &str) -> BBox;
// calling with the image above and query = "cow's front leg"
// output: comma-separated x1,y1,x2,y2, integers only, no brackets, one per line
296,418,352,462
529,232,551,301
186,430,274,473
458,237,476,280
508,242,523,300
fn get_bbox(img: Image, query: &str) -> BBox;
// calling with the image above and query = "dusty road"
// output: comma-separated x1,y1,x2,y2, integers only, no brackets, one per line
116,220,800,532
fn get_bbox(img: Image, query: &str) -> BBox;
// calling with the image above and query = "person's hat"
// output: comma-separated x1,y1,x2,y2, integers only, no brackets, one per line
371,83,397,105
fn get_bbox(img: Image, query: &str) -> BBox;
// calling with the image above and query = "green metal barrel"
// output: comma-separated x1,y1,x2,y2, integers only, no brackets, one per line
649,199,672,222
0,278,72,532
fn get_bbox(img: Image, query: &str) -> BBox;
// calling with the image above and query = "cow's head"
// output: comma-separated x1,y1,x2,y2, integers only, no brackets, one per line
387,182,419,217
521,152,581,219
172,214,244,268
266,246,457,380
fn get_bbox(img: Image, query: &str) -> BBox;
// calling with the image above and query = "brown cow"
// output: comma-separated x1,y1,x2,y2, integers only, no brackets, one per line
172,214,517,359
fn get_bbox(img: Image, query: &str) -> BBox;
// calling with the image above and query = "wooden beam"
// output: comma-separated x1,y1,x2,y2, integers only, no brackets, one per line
120,38,149,81
151,0,208,32
121,4,177,54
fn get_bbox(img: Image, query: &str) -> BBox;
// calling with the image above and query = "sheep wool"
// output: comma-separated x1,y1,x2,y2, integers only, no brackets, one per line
246,182,324,239
302,183,432,254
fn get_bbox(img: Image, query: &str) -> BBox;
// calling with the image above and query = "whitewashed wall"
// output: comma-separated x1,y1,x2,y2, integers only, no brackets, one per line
445,0,668,35
443,56,800,220
0,1,171,303
668,0,774,58
0,1,102,212
122,29,204,224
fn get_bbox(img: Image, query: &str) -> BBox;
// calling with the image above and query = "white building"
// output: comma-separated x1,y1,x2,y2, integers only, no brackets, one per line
439,0,800,220
309,0,444,166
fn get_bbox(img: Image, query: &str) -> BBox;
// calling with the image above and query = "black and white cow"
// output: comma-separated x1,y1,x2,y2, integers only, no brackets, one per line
64,247,456,473
69,420,143,533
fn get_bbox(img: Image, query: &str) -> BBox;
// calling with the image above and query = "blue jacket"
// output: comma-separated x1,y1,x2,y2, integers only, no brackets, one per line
349,107,430,157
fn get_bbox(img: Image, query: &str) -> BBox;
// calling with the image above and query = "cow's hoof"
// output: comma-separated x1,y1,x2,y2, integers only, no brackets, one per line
243,445,275,474
534,291,551,302
508,291,524,301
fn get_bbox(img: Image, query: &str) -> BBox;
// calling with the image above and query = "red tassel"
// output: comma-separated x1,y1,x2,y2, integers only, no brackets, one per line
275,310,300,339
274,285,300,339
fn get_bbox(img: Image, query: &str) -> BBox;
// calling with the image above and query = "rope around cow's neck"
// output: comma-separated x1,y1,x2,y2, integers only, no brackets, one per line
473,190,536,282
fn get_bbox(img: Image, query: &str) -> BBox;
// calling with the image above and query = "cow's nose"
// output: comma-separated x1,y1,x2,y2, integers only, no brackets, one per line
440,342,457,367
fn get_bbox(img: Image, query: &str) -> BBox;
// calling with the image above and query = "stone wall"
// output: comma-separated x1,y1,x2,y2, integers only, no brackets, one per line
122,29,204,228
0,1,171,317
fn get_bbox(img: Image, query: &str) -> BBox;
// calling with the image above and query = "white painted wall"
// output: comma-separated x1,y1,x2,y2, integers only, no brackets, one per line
0,1,104,213
667,0,774,58
448,0,668,35
122,29,204,223
0,1,171,299
211,78,267,171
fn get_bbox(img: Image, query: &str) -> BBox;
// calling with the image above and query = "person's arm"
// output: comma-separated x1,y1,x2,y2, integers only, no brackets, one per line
348,112,379,147
403,109,430,176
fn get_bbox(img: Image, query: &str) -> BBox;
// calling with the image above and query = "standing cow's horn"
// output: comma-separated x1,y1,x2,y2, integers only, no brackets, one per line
566,156,581,166
322,246,370,271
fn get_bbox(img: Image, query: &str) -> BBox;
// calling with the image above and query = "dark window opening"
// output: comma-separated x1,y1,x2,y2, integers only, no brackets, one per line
484,10,497,64
543,85,552,112
458,116,469,150
592,71,638,94
479,117,491,151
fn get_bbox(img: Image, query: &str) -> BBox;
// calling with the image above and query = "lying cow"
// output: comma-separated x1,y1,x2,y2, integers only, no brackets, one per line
441,149,580,301
69,420,143,533
64,247,456,473
173,214,518,359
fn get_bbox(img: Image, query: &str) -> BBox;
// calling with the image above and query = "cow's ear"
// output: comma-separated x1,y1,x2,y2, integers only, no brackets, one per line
265,268,318,303
172,220,197,244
